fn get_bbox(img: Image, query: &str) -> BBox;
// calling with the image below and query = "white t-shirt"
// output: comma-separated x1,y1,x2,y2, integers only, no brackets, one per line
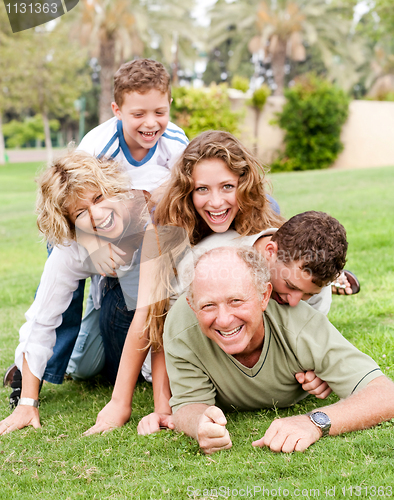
16,243,95,380
78,117,188,193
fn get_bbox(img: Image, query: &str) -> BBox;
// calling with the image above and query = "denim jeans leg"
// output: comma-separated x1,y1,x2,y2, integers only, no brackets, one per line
66,292,105,380
43,279,86,384
99,280,136,385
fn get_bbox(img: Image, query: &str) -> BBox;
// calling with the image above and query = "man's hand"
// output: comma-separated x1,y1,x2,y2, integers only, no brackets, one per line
295,371,332,399
83,399,131,436
137,412,175,435
197,406,232,455
0,405,41,435
252,414,322,453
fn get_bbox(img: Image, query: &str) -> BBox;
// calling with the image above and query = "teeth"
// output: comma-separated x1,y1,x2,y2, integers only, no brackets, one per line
209,209,228,219
97,212,113,230
218,325,242,337
140,131,156,136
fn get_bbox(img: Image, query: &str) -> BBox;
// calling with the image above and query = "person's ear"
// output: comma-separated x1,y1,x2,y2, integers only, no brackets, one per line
264,241,278,261
186,296,196,313
111,101,122,119
261,282,273,312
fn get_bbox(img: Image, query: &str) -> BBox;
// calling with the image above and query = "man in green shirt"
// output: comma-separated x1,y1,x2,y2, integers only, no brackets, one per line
164,246,394,454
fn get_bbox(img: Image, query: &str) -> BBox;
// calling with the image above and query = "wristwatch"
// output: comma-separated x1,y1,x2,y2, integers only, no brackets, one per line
18,398,39,408
306,411,331,437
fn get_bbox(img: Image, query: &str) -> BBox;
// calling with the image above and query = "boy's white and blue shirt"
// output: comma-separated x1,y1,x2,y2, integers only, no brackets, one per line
78,117,188,192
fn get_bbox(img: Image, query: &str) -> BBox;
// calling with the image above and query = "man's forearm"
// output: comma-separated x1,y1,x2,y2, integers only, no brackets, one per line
321,376,394,435
173,404,210,440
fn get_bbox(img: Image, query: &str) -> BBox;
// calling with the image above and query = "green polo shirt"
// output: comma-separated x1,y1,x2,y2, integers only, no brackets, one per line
164,295,382,412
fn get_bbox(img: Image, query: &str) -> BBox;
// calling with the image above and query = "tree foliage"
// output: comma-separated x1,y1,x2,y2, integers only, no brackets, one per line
2,115,60,148
231,75,250,92
171,85,241,139
67,0,198,123
0,23,91,160
271,74,349,171
209,0,364,95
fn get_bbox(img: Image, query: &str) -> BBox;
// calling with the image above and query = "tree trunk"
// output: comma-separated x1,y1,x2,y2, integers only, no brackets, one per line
99,33,116,124
0,113,5,165
42,110,53,164
271,38,287,96
254,108,260,155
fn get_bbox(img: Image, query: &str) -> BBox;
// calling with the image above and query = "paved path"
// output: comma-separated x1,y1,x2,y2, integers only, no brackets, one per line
4,149,67,164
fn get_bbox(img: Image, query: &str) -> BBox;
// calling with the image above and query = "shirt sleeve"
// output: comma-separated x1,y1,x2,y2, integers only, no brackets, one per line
306,283,332,315
294,312,383,398
15,244,92,380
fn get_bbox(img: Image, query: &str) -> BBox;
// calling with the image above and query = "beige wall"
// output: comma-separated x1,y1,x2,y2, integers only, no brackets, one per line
230,93,394,169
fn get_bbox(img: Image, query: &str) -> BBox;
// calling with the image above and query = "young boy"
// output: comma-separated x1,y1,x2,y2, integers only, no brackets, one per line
5,59,188,404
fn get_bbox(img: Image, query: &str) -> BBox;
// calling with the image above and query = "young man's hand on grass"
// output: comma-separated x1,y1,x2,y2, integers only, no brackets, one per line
295,371,332,399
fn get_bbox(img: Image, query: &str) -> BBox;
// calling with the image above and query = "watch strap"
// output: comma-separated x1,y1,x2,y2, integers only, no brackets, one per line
18,397,39,408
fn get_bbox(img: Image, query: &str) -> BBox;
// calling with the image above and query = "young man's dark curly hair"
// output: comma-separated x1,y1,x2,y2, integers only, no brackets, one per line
271,211,348,287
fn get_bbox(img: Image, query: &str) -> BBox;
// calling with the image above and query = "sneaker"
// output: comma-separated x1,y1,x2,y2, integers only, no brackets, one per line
3,363,18,387
9,366,22,409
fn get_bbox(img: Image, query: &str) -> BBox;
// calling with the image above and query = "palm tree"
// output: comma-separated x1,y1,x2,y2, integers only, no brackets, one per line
69,0,198,123
210,0,362,95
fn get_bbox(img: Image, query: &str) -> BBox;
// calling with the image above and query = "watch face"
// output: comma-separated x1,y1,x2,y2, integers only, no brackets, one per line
312,412,329,426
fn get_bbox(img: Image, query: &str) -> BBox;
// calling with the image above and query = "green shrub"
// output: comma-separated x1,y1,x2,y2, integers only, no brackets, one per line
271,74,350,172
3,114,60,148
171,84,241,139
231,75,250,93
249,84,271,111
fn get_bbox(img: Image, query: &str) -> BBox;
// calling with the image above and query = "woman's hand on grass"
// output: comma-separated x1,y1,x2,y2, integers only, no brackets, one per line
137,412,175,435
83,399,131,436
0,405,41,435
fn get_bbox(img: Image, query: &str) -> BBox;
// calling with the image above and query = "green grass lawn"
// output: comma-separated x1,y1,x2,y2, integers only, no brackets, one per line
1,162,394,499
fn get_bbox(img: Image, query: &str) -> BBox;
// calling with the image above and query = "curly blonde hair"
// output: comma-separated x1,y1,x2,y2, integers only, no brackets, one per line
146,130,285,351
154,130,284,245
36,150,131,246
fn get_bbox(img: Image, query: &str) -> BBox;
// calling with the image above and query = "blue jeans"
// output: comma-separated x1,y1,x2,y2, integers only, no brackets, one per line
99,278,136,385
65,293,105,380
43,279,85,384
42,243,85,384
267,194,280,215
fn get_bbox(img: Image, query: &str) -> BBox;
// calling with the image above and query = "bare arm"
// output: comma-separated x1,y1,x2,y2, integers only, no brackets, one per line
0,356,41,435
84,226,168,435
173,404,232,454
83,306,150,435
253,376,394,453
137,348,174,435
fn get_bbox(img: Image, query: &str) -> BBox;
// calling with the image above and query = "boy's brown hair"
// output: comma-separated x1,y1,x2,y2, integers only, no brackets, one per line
271,211,348,287
114,59,171,107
